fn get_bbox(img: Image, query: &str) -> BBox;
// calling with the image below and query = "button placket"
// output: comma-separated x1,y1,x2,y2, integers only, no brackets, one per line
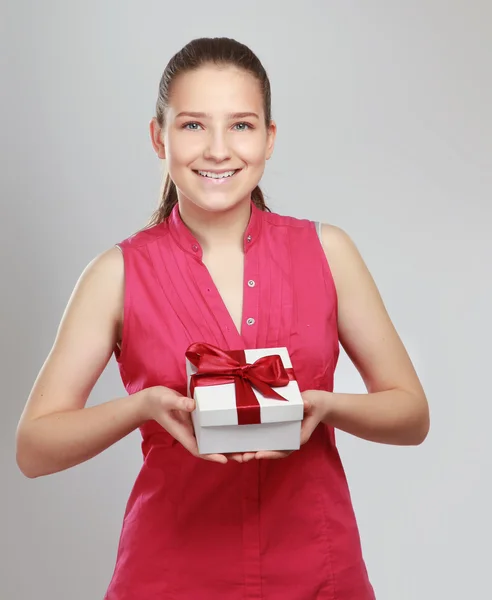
242,245,260,347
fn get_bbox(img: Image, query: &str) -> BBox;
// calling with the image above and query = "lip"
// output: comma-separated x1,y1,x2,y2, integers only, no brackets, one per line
195,168,241,174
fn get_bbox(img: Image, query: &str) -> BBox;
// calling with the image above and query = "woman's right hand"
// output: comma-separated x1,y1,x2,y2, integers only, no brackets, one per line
139,386,245,464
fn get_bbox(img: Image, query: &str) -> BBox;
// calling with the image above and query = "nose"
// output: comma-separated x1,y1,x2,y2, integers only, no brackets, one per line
203,130,231,162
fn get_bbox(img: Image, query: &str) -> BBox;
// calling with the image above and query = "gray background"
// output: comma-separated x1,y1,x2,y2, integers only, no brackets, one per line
1,1,491,598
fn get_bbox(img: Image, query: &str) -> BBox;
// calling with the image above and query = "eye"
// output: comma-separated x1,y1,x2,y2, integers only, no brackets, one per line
182,122,202,130
233,122,253,131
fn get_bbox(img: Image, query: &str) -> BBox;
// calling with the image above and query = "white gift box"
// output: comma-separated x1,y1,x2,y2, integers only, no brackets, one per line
185,347,304,455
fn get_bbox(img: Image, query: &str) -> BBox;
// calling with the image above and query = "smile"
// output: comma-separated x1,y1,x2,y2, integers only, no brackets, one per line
194,169,240,181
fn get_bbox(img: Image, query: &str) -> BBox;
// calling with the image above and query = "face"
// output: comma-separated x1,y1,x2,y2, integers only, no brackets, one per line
151,64,276,214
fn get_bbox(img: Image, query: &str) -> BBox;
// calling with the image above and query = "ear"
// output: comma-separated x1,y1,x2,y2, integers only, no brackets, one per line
150,117,166,159
265,120,277,161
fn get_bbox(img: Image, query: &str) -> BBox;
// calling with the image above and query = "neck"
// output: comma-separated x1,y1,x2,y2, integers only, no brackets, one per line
177,197,253,252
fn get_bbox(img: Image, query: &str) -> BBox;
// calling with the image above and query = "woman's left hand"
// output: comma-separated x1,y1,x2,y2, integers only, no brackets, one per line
242,390,331,462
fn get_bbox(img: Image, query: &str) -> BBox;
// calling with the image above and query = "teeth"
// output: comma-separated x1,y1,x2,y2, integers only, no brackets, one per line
197,170,236,179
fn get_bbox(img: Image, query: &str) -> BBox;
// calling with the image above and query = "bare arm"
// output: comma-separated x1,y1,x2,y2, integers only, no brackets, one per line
15,247,149,477
320,224,430,445
16,247,228,478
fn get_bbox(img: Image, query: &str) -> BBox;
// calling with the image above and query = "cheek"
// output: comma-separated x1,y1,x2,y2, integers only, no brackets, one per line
166,133,201,166
235,137,268,166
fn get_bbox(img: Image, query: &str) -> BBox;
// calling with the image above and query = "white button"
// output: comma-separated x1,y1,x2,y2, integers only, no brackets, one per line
247,280,255,287
246,235,252,242
246,317,255,326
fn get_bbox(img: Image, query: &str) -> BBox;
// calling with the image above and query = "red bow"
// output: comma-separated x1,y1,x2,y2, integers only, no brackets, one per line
185,342,296,425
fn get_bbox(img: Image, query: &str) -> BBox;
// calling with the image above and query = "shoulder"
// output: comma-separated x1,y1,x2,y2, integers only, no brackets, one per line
261,210,319,247
319,222,360,262
264,208,360,260
73,247,124,318
261,210,361,271
117,222,169,252
262,209,314,231
49,246,125,358
318,222,375,299
80,246,124,286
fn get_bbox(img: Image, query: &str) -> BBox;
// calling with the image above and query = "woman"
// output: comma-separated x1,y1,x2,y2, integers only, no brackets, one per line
16,37,429,599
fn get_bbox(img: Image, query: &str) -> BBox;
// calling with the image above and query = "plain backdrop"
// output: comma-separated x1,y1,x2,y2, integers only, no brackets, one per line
1,1,491,599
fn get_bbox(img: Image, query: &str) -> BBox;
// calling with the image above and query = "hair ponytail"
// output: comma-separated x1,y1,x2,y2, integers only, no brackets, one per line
251,185,268,211
147,173,178,226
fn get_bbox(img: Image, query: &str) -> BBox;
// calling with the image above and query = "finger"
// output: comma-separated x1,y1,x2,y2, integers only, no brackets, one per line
254,450,293,460
171,424,226,463
301,393,314,414
159,412,200,457
302,399,311,414
226,453,245,463
200,453,228,464
159,396,226,463
161,390,195,412
242,453,256,462
165,408,228,464
173,396,195,412
175,413,225,463
300,414,318,445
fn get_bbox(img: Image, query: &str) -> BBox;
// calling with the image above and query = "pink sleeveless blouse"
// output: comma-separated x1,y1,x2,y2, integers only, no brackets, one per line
104,202,375,599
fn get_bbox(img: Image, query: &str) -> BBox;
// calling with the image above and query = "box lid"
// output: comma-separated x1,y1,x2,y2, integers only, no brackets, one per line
186,347,304,428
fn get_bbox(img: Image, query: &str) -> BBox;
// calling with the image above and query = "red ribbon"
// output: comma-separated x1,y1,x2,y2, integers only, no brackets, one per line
185,342,296,425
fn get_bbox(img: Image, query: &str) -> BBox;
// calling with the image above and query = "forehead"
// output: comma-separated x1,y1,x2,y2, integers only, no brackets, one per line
168,65,263,116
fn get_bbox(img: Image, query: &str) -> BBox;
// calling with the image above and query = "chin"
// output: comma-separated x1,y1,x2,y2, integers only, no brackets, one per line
180,190,250,214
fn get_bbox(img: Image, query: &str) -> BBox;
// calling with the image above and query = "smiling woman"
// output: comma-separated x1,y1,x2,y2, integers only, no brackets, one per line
16,36,428,600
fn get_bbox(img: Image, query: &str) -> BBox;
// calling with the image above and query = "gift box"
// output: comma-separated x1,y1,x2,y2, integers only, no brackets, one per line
185,342,304,455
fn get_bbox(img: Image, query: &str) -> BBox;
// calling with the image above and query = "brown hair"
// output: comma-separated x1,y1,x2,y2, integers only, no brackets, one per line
147,37,272,226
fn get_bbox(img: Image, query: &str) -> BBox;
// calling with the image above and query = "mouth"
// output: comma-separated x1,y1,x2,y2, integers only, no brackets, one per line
193,169,241,183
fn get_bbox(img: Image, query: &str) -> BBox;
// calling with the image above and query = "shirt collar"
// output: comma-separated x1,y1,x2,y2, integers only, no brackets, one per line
168,200,263,260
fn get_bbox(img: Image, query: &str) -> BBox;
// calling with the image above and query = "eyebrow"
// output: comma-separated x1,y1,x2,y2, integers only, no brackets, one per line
175,111,260,120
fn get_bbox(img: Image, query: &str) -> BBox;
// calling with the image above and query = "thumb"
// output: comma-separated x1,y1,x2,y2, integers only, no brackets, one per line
300,413,317,445
181,396,195,411
165,390,195,411
302,393,313,414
